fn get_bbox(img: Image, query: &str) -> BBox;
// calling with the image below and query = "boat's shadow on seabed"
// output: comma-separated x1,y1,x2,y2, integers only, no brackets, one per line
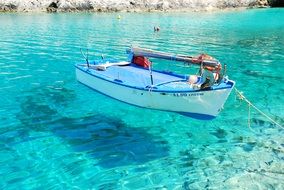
15,86,169,168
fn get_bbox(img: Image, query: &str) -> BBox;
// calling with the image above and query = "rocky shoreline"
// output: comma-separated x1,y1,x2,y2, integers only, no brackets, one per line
0,0,282,12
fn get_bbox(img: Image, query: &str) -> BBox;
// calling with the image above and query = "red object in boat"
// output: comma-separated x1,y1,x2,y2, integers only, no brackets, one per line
132,56,151,68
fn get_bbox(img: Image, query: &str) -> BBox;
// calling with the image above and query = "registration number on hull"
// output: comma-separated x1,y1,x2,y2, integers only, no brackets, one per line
172,93,204,97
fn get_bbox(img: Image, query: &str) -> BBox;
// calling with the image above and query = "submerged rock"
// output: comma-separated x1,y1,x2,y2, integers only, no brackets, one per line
211,128,227,139
0,0,275,12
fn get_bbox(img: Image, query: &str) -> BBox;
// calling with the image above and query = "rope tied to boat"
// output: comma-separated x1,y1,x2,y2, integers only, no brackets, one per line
235,88,284,130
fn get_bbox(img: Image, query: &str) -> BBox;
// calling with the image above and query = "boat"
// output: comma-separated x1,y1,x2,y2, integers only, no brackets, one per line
75,47,235,120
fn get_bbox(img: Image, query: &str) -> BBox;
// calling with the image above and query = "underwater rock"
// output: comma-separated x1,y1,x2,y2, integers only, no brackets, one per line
242,142,256,152
211,128,227,139
252,118,266,126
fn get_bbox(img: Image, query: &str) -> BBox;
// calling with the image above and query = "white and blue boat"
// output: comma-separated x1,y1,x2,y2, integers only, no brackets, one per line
75,47,235,120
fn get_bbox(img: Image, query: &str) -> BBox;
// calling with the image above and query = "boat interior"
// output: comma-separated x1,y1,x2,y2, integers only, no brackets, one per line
76,59,233,92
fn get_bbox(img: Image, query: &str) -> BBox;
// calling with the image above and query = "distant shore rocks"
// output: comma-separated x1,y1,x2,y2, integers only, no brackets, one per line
268,0,284,7
0,0,283,12
0,3,17,11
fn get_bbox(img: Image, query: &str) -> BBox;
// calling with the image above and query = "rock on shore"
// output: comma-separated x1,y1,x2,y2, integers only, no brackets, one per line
0,0,281,12
268,0,284,7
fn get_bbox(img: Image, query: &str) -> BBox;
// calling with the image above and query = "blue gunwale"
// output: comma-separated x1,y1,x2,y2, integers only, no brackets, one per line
75,64,235,93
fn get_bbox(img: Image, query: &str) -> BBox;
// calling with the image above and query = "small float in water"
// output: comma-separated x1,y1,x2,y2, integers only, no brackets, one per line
75,47,235,120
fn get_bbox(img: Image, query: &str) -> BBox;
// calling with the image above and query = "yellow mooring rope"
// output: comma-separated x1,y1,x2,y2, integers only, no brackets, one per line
235,88,284,130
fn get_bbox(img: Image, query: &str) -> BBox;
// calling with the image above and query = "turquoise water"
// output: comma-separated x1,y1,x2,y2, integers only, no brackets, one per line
0,8,284,189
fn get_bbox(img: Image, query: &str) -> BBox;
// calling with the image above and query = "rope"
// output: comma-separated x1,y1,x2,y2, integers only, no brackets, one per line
235,88,284,130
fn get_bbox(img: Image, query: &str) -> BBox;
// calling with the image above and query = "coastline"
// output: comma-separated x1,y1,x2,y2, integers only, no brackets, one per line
0,0,277,13
0,6,270,14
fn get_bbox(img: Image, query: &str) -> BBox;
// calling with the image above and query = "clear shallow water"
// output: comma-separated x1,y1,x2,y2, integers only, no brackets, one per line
0,9,284,189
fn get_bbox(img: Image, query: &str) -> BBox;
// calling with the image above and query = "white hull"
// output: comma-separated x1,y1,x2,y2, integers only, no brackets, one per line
76,67,235,120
